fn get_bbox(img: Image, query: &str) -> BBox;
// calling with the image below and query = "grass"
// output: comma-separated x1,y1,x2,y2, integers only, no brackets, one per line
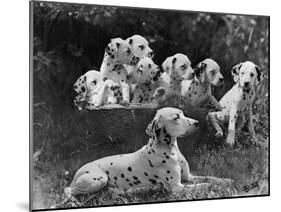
32,121,268,210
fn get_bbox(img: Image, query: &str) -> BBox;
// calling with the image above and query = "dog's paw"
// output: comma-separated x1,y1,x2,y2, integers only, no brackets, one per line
152,87,166,101
226,135,235,146
119,99,130,106
216,104,223,111
215,130,223,138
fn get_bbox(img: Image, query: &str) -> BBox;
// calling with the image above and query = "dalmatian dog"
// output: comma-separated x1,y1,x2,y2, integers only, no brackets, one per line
100,38,140,105
63,107,233,202
127,57,164,103
124,35,155,97
73,70,122,109
181,58,224,110
207,61,261,146
125,34,154,59
152,53,195,104
73,70,102,100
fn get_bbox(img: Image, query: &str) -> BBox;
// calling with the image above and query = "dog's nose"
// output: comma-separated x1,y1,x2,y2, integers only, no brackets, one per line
147,51,154,58
194,121,200,127
105,46,111,53
219,78,224,83
73,85,77,90
244,82,249,87
132,56,140,64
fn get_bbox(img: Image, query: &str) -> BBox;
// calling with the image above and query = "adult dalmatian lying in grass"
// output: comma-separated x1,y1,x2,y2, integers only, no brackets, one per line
61,107,233,205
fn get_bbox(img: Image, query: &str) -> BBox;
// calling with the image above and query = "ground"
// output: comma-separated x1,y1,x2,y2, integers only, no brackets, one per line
32,124,268,210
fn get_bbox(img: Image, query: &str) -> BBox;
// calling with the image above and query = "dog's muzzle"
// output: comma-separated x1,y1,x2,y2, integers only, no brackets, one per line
218,77,224,85
244,81,250,88
130,56,140,65
105,46,112,56
147,51,154,58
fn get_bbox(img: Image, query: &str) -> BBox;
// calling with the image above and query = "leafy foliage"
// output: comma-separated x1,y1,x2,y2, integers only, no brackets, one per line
31,1,269,209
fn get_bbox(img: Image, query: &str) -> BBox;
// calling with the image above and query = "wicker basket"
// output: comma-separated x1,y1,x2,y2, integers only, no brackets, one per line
76,102,209,151
74,104,157,152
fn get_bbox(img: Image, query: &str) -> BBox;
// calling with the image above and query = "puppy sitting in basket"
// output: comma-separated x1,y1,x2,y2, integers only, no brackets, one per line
127,57,164,104
61,107,233,206
73,70,122,110
73,37,141,109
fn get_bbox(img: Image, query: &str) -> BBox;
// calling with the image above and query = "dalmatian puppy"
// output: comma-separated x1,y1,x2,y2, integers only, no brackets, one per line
73,70,102,101
125,34,154,59
73,70,122,109
162,53,195,92
181,58,224,110
100,38,140,105
127,57,164,103
63,107,233,202
124,35,155,96
207,61,261,146
152,53,195,104
73,70,102,109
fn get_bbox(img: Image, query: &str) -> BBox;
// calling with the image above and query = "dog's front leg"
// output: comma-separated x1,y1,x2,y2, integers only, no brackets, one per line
176,150,191,182
187,175,233,186
93,82,110,106
120,80,130,105
208,95,222,111
226,105,238,146
172,183,210,194
207,111,225,138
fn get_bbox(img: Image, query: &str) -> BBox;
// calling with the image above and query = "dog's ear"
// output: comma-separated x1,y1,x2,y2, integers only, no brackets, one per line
151,66,163,82
162,56,173,75
128,38,133,45
194,61,207,83
75,74,87,96
231,63,242,83
116,42,121,48
145,115,163,139
255,65,262,84
146,119,157,137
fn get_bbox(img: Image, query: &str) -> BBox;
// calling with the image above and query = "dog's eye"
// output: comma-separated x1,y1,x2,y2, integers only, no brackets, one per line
173,114,180,121
137,69,143,75
126,48,131,54
139,45,145,50
241,72,244,75
92,80,96,85
181,65,187,70
250,73,254,77
210,70,215,76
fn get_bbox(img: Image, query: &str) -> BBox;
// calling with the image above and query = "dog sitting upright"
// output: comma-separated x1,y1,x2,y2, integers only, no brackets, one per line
207,61,261,146
181,58,224,110
100,38,140,105
127,57,164,103
152,53,195,105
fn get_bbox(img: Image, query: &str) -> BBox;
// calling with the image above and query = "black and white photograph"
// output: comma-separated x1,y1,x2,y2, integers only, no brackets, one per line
30,0,269,211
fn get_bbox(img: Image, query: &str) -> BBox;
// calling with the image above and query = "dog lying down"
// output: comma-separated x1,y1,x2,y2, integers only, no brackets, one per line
62,107,234,205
